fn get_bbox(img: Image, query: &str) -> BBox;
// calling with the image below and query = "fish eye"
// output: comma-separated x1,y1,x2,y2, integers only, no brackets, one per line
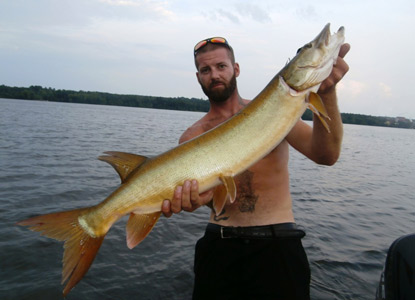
297,43,312,54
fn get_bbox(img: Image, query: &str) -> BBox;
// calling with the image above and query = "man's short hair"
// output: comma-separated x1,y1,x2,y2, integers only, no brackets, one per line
194,43,235,69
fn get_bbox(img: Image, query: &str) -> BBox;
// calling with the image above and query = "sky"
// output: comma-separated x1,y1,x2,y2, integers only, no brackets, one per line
1,0,414,118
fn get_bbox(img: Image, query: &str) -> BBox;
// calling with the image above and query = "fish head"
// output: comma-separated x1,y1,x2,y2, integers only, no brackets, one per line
281,23,345,92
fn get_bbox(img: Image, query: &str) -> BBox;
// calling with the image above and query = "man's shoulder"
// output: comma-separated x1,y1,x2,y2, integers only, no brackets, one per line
179,111,229,143
179,125,203,144
179,99,252,144
179,116,212,144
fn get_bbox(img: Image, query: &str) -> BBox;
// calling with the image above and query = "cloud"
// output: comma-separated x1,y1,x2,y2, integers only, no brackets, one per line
236,3,272,23
337,79,367,98
98,0,174,18
0,0,175,31
295,5,318,21
99,0,146,5
208,3,272,24
212,9,240,24
378,82,392,97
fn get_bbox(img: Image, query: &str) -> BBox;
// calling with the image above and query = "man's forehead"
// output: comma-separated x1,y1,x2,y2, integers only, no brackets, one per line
196,47,232,66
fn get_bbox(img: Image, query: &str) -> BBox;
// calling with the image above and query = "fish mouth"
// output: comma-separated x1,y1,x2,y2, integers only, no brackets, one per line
297,24,345,71
315,23,331,48
316,24,345,49
283,24,345,91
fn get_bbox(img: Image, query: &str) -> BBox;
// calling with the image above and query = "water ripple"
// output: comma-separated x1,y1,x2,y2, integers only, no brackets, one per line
1,99,414,299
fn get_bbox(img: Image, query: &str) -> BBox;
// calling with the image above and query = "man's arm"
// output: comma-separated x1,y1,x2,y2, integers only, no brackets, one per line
286,43,350,165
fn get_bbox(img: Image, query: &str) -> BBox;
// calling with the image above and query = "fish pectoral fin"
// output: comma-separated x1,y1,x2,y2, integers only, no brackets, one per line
308,92,331,133
212,175,236,216
98,151,148,183
213,185,227,216
221,175,237,204
126,212,161,249
308,92,330,119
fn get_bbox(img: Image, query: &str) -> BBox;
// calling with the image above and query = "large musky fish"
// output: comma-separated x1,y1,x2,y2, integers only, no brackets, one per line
17,23,345,296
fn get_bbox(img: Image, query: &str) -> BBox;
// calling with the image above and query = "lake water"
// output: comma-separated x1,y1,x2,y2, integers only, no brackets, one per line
0,98,414,299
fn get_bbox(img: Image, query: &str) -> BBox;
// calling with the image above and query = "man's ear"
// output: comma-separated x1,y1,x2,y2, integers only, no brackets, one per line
196,72,201,84
234,63,240,77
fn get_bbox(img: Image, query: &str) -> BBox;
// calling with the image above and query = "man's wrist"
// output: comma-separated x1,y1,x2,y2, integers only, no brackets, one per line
318,85,336,98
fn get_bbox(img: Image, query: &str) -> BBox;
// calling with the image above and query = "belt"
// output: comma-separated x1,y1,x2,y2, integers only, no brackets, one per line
206,223,306,239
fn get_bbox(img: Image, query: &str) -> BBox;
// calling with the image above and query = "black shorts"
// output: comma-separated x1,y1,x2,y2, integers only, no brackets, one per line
193,223,310,300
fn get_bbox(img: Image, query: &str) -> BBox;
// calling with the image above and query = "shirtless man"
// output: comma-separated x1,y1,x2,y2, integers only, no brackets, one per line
162,37,350,299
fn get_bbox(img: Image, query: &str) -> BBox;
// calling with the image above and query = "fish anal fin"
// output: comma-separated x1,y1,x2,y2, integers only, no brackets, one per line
16,208,105,297
212,175,236,216
98,151,148,183
126,212,161,249
308,92,331,133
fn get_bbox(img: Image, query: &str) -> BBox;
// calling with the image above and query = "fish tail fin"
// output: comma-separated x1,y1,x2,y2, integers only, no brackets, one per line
17,208,105,296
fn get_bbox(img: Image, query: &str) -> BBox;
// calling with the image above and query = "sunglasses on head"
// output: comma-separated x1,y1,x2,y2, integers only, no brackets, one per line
194,37,230,56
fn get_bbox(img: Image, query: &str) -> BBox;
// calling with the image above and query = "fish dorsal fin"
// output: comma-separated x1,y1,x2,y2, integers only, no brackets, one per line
98,151,148,183
126,212,161,249
308,92,331,133
212,175,236,216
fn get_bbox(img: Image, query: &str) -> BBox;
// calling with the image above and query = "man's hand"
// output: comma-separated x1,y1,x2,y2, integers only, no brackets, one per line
318,43,350,94
162,180,214,218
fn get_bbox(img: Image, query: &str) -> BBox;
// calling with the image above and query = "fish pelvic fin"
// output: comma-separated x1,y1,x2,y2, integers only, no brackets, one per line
126,212,161,249
17,208,105,297
212,175,236,216
308,92,331,133
98,151,148,183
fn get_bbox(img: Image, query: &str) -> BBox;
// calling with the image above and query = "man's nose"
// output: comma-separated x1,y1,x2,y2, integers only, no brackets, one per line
210,68,220,79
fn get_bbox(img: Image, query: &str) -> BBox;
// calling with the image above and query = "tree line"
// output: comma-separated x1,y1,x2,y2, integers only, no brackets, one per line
1,85,413,129
0,85,209,112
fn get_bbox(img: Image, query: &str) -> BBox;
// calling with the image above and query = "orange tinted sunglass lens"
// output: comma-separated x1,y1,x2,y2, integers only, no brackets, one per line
210,37,226,44
194,37,228,55
194,40,208,52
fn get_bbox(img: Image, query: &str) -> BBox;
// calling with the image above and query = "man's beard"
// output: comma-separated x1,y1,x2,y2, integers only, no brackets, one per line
201,74,237,103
